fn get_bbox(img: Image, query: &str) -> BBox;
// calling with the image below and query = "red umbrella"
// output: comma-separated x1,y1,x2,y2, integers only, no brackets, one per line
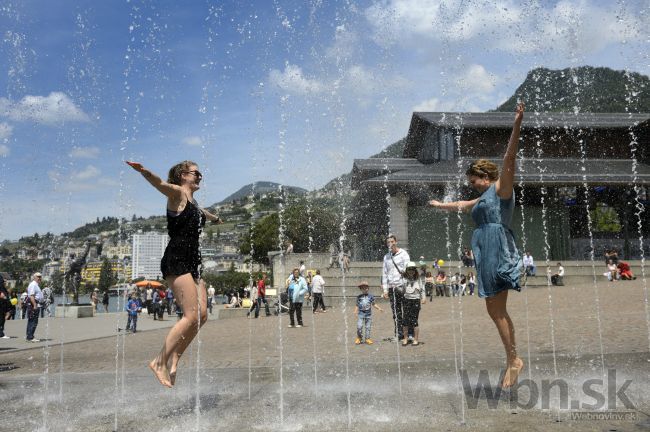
134,280,164,288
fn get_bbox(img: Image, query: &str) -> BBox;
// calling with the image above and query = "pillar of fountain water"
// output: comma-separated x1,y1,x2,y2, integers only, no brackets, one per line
623,70,650,355
275,94,289,424
247,187,256,401
382,168,403,397
114,5,141,428
303,115,320,391
516,150,533,382
567,66,606,378
441,180,465,425
530,82,561,416
451,120,467,425
335,188,353,430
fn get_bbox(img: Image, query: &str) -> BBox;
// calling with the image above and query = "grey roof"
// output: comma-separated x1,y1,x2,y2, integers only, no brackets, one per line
358,158,650,187
414,112,650,129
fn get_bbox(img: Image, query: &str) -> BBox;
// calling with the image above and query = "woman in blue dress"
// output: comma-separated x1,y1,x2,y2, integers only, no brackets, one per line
429,103,525,388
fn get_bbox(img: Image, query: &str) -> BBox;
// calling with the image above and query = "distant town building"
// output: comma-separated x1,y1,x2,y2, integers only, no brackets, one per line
42,261,62,279
102,244,132,260
131,232,168,279
81,259,132,284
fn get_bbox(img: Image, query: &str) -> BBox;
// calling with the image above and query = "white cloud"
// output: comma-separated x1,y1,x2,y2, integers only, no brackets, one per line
182,136,203,146
364,0,647,55
326,25,361,62
72,165,101,181
457,64,499,95
0,144,9,156
0,122,13,141
69,146,100,159
0,92,89,124
268,63,324,94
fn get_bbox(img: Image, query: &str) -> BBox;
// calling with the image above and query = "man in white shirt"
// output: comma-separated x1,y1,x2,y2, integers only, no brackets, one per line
523,252,536,276
26,272,44,342
207,285,216,314
382,234,410,341
311,270,326,313
551,263,565,286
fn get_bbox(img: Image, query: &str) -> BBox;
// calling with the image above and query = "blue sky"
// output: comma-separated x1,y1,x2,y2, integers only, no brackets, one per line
0,0,648,240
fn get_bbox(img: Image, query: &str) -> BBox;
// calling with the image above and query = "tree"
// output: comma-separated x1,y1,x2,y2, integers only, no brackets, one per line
98,258,117,292
240,200,340,264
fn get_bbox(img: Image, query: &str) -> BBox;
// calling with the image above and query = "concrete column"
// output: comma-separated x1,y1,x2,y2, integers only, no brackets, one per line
388,192,409,252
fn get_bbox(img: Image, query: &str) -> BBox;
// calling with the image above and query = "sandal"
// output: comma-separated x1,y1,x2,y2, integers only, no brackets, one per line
412,340,420,346
401,339,408,346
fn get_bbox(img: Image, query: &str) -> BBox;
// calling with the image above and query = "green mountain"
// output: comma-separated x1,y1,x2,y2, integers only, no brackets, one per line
370,137,406,159
496,66,650,113
216,181,307,205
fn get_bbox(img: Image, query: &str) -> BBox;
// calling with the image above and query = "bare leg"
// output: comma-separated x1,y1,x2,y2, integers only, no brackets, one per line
167,277,208,385
413,327,419,344
149,274,206,387
485,290,523,388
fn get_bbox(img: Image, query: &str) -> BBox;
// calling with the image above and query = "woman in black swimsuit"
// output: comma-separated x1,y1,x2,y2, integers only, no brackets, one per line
126,160,222,388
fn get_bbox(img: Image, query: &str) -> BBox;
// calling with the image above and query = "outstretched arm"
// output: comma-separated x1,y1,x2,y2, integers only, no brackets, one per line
496,102,524,200
201,208,223,224
125,161,182,200
428,198,479,213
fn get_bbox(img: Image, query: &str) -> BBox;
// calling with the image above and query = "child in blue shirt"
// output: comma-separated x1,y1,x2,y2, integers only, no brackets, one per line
354,281,383,345
125,293,141,333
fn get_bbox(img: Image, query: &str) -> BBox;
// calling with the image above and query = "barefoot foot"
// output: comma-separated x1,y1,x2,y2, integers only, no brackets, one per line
149,358,172,388
502,357,524,389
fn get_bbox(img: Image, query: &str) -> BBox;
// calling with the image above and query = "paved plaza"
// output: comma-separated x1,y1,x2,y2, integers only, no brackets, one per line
2,281,650,431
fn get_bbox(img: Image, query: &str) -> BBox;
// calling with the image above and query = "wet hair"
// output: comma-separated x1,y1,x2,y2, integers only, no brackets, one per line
466,159,499,181
426,271,432,277
167,160,198,185
386,234,397,242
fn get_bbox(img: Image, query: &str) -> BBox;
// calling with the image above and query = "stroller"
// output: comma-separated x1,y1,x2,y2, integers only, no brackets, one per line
273,292,290,316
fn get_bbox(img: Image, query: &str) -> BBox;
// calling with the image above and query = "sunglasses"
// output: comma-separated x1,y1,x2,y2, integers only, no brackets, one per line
183,170,203,179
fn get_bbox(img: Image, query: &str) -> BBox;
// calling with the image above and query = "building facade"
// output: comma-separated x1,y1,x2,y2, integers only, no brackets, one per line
351,112,650,261
131,232,168,279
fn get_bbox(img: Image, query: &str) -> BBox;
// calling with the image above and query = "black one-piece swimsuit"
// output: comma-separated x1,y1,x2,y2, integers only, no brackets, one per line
160,199,206,280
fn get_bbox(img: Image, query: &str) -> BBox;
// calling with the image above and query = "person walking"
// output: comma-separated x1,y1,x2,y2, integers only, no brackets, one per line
401,262,426,346
127,159,223,388
125,293,141,333
0,285,11,339
381,234,410,342
102,290,110,313
26,272,44,342
257,274,271,317
429,102,525,388
286,268,308,328
205,285,214,314
311,270,327,313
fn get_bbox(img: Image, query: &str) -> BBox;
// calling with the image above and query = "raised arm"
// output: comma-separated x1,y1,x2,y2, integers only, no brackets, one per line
428,198,479,213
495,102,524,199
125,161,182,200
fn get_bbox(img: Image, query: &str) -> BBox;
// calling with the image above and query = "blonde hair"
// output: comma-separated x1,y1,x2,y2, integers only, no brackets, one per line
465,159,499,181
167,160,198,185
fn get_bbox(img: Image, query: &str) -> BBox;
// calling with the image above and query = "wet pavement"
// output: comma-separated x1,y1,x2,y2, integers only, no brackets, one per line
1,281,649,431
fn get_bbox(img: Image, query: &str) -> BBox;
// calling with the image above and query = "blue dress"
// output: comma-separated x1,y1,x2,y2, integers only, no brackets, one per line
470,184,521,298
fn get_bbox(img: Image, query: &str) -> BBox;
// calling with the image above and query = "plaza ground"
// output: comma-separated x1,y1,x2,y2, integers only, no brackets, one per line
1,280,649,431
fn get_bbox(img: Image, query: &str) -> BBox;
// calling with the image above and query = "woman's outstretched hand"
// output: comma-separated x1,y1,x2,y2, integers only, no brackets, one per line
428,199,442,208
125,161,144,172
515,102,525,123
